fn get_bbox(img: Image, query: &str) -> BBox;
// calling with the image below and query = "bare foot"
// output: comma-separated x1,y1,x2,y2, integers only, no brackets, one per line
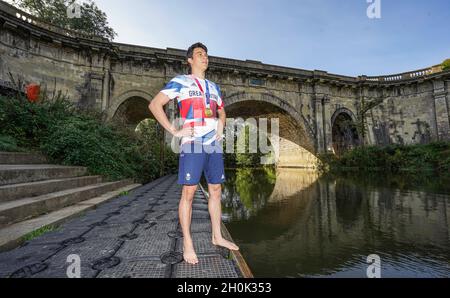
212,237,239,251
183,243,199,264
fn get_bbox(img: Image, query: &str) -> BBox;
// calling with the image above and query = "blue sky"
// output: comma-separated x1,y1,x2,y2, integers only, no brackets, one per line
94,0,449,77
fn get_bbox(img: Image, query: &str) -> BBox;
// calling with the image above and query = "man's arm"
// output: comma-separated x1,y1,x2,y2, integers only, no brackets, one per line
148,92,192,137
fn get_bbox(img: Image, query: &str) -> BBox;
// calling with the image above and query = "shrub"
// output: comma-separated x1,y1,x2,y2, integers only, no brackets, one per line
321,141,450,175
0,135,24,152
0,94,177,183
0,94,74,148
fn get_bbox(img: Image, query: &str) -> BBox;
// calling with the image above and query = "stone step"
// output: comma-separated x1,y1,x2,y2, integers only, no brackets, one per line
0,175,103,203
0,183,142,252
0,152,48,164
0,164,87,186
0,179,133,228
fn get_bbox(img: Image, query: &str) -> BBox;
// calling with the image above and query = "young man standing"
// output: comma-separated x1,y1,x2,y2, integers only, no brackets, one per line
149,42,239,265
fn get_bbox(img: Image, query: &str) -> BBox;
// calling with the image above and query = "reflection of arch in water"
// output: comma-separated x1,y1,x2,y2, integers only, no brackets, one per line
245,176,450,277
232,169,319,240
334,179,364,226
268,168,320,202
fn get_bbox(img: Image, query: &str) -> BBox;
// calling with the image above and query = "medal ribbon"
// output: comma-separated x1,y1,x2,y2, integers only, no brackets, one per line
193,76,211,109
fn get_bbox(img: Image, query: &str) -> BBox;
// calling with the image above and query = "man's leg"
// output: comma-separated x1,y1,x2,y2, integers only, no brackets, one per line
178,142,205,264
208,183,239,251
204,141,239,251
179,184,198,264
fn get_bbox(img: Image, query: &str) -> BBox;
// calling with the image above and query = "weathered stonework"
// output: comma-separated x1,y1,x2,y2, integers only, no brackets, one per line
0,2,449,168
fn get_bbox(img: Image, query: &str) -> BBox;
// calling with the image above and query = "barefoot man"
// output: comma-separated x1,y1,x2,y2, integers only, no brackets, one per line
149,42,239,264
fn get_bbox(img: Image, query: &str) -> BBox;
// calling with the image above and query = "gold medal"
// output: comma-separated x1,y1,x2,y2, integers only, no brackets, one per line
205,108,212,117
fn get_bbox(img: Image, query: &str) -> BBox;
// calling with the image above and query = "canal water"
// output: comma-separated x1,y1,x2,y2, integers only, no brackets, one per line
213,168,450,278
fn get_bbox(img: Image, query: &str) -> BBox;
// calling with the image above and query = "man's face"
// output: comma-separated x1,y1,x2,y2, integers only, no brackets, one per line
188,47,208,72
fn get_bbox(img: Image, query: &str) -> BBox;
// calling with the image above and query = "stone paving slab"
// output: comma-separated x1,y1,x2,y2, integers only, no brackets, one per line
0,174,245,278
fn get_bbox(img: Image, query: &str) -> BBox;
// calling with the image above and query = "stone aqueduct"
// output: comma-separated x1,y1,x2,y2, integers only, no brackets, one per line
1,2,449,168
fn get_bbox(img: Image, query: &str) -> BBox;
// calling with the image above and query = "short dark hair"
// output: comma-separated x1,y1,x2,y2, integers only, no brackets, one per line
186,42,208,60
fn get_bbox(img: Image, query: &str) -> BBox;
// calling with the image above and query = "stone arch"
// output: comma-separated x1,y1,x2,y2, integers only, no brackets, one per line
224,91,319,168
107,90,154,126
330,107,361,155
224,92,315,142
331,107,358,126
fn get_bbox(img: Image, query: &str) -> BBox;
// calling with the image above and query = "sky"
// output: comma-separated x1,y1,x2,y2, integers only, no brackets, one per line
74,0,450,76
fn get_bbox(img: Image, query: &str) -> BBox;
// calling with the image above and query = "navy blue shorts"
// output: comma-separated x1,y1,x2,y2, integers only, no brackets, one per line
178,141,225,185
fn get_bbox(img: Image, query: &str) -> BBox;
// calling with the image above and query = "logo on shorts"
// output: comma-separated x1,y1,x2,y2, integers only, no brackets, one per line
221,174,225,180
186,173,191,181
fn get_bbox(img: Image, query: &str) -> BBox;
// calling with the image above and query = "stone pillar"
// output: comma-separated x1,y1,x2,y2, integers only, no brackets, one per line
101,70,110,111
101,56,111,111
358,85,369,146
322,95,333,153
432,79,450,141
315,96,325,153
447,80,450,128
313,78,331,154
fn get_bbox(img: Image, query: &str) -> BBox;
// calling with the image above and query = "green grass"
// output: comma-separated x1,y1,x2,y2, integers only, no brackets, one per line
21,225,59,242
119,190,129,196
72,210,88,219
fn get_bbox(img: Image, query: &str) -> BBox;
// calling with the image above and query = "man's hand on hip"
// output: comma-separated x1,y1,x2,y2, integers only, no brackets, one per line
174,126,195,138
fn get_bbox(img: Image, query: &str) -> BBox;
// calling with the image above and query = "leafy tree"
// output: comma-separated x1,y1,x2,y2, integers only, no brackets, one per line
442,58,450,71
10,0,117,40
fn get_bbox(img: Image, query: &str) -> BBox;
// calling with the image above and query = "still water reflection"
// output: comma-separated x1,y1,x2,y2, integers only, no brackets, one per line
218,168,450,278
